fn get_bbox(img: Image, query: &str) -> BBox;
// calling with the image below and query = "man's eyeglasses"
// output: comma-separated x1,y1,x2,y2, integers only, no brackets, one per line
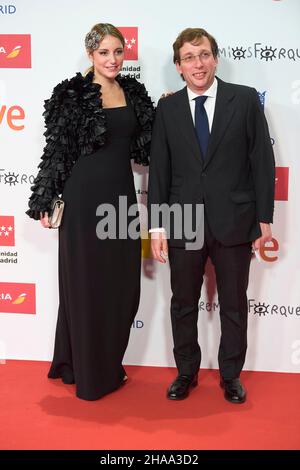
180,51,213,64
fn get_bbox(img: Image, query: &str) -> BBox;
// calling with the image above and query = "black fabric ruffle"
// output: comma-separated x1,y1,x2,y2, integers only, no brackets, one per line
116,74,154,166
26,71,155,220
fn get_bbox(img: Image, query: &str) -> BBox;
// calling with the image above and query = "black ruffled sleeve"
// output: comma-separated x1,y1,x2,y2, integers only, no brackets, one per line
26,72,106,220
26,73,154,220
119,76,155,166
26,77,79,220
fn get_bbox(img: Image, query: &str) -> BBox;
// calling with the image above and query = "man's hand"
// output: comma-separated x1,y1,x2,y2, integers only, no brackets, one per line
252,222,272,250
160,91,174,99
150,231,168,263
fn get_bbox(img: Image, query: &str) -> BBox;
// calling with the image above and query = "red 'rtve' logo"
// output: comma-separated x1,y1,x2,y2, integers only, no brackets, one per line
117,27,138,61
0,283,36,314
275,167,289,201
0,34,31,68
0,216,15,246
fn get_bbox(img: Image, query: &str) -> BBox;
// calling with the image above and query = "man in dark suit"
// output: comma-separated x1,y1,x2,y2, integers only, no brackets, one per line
148,28,275,403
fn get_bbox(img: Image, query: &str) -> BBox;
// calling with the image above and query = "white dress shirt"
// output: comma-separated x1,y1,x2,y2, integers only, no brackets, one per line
187,77,218,130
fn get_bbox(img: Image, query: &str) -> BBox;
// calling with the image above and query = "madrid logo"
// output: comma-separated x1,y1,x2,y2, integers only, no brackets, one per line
0,216,15,246
117,27,138,61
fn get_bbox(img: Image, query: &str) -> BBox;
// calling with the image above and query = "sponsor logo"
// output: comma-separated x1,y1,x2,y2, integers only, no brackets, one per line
0,104,25,130
0,215,18,264
275,167,289,201
0,4,16,14
0,282,36,314
248,299,300,318
0,34,31,68
117,27,138,61
0,250,17,264
258,238,279,263
0,168,35,186
0,215,14,246
121,65,140,79
197,299,300,318
131,320,144,329
219,43,300,61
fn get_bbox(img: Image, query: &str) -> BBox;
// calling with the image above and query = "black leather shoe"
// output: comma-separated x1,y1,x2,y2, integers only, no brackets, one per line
220,378,246,404
167,374,198,400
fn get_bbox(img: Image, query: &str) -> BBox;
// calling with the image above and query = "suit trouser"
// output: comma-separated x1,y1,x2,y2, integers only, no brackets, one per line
168,220,252,380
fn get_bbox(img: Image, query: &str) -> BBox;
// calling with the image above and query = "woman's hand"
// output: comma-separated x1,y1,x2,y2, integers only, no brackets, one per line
40,212,51,228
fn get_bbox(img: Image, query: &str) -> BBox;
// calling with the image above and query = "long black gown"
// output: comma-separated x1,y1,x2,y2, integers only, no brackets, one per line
48,99,141,400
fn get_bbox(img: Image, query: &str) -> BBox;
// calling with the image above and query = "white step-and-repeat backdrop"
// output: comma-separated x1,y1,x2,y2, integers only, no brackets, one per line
1,0,299,372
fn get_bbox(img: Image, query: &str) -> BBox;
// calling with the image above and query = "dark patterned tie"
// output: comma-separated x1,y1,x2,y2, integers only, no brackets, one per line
194,95,210,158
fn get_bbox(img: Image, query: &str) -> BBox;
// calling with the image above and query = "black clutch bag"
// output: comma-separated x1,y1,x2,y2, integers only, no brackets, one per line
48,197,65,229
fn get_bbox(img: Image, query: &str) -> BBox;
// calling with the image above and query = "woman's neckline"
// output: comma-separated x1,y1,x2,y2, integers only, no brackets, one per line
103,92,129,110
103,104,128,110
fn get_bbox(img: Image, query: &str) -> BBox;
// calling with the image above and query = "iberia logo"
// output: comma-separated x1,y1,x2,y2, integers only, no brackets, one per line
117,27,138,61
275,167,289,201
0,216,15,246
0,35,31,68
0,283,36,314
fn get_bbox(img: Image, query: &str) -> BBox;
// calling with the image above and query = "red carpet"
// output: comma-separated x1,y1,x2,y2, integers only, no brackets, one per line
0,360,299,450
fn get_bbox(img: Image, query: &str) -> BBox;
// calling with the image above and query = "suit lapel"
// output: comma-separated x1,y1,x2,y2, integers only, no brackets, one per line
203,78,236,169
170,81,236,168
171,87,203,164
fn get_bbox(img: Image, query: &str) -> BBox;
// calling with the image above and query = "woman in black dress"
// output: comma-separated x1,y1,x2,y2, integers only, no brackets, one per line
26,23,154,400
